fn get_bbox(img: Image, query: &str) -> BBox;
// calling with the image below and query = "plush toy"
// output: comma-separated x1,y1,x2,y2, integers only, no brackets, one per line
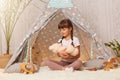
49,43,78,56
19,62,35,74
116,57,120,63
103,58,116,71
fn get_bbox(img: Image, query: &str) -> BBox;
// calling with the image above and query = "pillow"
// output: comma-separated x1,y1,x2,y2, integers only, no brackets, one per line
5,62,39,73
83,58,108,70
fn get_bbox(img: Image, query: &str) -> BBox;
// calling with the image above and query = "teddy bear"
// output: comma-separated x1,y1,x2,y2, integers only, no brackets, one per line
19,62,35,74
103,58,116,71
49,43,78,56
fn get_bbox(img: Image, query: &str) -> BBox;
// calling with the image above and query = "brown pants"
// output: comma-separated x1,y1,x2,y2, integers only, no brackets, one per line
43,59,83,70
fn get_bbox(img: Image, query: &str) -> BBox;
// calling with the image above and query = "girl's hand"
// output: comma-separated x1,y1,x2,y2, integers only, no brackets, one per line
58,51,70,59
58,46,80,59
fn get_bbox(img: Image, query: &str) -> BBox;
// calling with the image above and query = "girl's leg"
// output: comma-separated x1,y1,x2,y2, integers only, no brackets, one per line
43,59,69,70
66,59,83,70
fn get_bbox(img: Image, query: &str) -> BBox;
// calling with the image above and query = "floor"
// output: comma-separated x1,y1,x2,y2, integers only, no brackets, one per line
0,66,120,80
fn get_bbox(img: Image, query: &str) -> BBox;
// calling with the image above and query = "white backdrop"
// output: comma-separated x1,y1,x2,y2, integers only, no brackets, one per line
74,0,120,42
0,0,120,54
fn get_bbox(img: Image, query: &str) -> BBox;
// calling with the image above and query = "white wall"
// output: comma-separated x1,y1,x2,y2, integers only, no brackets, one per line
9,0,45,54
74,0,120,42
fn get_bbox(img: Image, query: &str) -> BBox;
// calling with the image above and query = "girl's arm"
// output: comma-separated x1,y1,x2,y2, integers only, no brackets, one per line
57,51,70,59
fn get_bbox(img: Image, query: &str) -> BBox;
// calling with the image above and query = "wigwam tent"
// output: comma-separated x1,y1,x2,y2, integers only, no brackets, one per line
4,0,113,72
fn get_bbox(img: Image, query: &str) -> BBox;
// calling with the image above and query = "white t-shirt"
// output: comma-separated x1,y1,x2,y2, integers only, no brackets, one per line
58,36,80,47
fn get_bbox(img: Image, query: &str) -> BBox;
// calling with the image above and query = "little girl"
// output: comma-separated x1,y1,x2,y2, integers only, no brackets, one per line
43,19,83,70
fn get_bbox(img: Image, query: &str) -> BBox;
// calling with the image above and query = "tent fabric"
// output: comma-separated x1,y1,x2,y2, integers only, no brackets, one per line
5,9,59,70
4,6,113,72
31,10,91,60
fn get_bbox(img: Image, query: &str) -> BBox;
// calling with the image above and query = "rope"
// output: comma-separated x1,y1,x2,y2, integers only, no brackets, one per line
24,40,29,62
24,38,33,63
90,37,94,59
30,46,32,63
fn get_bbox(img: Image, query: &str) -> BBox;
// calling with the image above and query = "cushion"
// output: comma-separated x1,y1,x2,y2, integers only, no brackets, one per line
83,58,108,69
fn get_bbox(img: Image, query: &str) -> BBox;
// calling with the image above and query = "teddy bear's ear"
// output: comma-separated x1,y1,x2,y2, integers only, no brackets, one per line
48,43,60,54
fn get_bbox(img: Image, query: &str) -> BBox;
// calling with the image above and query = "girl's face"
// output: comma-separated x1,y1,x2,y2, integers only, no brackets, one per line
59,27,72,37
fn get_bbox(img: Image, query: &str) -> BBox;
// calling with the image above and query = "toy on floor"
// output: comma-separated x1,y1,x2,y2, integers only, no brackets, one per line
115,57,120,63
103,58,116,71
114,57,120,67
20,62,35,74
49,43,78,56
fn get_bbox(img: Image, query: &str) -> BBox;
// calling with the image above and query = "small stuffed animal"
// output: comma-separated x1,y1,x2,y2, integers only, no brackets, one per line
49,43,63,53
19,62,35,74
49,43,78,56
103,58,116,71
